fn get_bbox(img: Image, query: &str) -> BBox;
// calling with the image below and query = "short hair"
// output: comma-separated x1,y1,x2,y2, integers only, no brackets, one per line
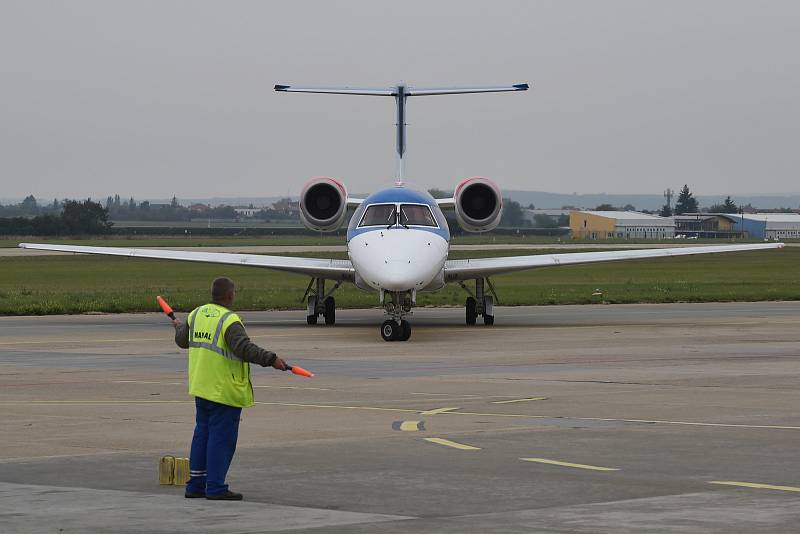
211,277,235,301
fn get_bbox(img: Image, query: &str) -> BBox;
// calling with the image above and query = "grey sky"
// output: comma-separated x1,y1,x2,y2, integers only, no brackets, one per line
1,0,798,201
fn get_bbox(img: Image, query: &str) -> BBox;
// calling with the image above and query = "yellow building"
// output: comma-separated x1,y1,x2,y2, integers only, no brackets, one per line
570,211,675,240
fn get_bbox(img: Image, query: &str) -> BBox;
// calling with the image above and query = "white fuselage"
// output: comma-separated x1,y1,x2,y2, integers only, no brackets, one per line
345,187,451,293
348,228,448,291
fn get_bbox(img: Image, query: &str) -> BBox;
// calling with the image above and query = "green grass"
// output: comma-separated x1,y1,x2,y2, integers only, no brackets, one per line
1,247,797,315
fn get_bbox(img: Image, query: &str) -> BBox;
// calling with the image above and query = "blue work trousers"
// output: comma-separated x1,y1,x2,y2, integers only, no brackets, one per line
186,397,242,496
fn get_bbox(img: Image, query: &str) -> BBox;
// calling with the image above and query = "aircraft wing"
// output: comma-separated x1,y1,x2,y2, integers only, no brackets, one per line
443,242,784,281
18,243,355,281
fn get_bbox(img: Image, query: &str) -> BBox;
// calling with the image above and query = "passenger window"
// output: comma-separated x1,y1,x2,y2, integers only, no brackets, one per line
359,204,396,227
399,204,437,227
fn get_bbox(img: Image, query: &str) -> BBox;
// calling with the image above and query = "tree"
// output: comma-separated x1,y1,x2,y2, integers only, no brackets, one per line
21,195,38,213
61,199,112,234
171,195,179,208
674,185,699,215
622,204,636,212
659,204,673,217
594,203,617,211
722,196,738,213
499,198,524,227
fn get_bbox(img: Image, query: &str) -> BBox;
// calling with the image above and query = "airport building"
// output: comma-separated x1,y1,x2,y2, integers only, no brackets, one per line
570,211,675,240
726,213,800,240
673,214,739,238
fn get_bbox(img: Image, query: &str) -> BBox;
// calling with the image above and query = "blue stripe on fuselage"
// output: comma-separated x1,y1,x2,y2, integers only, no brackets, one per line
346,186,451,242
348,225,450,241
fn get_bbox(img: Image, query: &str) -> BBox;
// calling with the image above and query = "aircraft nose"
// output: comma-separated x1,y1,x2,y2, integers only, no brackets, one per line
380,261,418,291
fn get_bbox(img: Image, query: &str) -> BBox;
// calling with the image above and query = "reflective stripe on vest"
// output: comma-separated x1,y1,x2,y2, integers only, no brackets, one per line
189,310,240,361
186,303,254,408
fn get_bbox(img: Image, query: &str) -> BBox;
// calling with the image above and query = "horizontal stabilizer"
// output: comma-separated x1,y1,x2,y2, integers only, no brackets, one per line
274,85,394,96
274,83,530,98
407,83,529,96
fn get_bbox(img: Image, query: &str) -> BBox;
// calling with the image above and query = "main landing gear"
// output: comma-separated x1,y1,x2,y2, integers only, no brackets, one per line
380,290,413,342
461,278,497,326
304,278,340,326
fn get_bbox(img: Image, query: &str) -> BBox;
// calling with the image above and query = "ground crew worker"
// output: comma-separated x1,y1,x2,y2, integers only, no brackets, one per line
173,277,285,500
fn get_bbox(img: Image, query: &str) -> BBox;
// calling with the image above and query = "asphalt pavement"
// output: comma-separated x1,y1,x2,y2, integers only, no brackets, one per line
1,302,799,533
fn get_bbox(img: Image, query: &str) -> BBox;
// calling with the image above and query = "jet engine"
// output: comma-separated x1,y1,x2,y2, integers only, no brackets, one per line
299,177,348,232
454,177,503,232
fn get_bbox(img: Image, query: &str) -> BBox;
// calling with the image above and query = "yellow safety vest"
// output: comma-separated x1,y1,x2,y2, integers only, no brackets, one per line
187,303,254,408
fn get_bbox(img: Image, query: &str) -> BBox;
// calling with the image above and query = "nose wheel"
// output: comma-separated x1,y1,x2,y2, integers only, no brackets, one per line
381,319,411,341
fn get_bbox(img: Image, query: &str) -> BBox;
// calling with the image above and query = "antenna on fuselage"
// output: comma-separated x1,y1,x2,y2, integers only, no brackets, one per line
274,82,530,185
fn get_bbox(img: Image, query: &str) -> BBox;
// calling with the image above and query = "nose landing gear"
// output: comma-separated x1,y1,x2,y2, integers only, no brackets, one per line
380,291,413,341
381,319,411,341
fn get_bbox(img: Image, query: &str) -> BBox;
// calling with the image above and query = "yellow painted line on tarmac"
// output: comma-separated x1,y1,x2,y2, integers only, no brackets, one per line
113,380,330,391
709,481,800,493
448,411,800,431
0,338,164,346
424,438,481,451
9,396,799,432
419,407,460,415
399,421,423,432
114,380,182,385
253,385,332,391
0,400,191,405
520,458,619,472
492,397,548,404
255,401,420,414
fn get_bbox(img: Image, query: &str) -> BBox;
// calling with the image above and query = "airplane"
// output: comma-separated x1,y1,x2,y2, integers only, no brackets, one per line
20,82,784,341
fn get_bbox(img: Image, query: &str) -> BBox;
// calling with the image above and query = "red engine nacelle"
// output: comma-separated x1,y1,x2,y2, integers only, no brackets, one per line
454,177,503,232
299,177,348,232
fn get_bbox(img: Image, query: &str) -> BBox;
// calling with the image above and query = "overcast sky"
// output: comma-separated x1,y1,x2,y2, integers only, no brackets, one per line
1,0,798,201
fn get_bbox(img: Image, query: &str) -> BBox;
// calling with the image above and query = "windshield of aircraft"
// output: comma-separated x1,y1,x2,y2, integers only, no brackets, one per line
400,204,437,227
359,204,397,227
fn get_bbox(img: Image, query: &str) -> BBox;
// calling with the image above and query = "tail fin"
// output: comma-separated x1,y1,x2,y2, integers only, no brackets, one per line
275,83,530,183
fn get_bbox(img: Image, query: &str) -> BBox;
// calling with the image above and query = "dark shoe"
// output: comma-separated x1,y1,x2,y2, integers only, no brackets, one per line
185,491,205,498
206,490,243,501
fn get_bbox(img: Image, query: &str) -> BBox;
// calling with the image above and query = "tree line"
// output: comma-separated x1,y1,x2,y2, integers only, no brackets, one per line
0,199,111,236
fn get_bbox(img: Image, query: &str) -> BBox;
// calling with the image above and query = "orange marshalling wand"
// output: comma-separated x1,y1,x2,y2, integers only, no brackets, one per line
156,295,176,320
285,365,314,378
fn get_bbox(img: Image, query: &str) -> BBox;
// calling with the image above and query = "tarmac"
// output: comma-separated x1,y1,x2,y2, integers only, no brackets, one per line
1,302,799,533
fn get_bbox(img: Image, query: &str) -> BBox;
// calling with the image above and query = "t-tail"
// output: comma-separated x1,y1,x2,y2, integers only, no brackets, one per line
274,83,530,184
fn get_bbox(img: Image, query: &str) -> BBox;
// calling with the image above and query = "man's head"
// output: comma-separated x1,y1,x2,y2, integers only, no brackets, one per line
211,277,235,306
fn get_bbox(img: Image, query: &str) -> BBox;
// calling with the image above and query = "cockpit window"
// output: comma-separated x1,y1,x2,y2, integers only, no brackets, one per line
358,204,396,227
400,204,437,227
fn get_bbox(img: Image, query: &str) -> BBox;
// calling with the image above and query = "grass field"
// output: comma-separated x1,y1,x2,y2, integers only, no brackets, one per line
1,247,797,315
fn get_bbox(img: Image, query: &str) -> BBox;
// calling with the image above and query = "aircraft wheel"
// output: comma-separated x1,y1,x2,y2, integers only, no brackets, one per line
465,297,477,326
398,320,412,341
306,314,318,325
381,320,399,341
483,314,495,326
323,297,336,325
